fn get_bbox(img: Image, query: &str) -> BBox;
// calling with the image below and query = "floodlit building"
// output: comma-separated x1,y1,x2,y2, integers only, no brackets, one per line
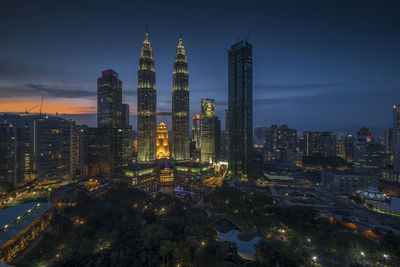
172,36,190,160
137,32,157,162
156,122,170,159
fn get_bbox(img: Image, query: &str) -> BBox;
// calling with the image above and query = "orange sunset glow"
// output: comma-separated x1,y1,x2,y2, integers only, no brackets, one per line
0,98,97,114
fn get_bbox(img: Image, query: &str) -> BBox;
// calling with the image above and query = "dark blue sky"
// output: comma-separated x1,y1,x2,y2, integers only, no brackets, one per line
1,0,399,131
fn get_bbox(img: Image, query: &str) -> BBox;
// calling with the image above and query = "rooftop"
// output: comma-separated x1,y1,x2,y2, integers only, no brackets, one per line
0,202,52,247
369,197,400,213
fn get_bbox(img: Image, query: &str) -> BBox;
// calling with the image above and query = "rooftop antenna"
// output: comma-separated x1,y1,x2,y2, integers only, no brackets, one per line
145,24,148,37
245,27,251,42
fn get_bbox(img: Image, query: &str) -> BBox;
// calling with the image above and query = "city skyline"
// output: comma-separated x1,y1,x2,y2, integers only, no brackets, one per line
1,2,400,265
1,0,399,131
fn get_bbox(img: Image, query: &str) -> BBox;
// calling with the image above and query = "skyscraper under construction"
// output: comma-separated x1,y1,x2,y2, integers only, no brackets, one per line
172,36,190,160
137,32,157,162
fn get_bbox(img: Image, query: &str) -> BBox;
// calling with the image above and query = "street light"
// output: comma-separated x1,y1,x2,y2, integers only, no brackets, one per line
383,254,389,259
312,256,317,262
360,251,365,257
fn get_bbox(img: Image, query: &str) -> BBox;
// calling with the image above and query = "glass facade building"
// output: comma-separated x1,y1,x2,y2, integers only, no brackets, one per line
200,99,215,163
97,69,122,128
228,41,253,179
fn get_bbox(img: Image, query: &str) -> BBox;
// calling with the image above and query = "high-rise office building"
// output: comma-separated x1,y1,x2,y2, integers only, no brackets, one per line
302,131,336,157
0,123,24,185
0,114,80,182
344,133,355,162
156,122,170,159
265,124,297,161
120,104,133,166
228,41,253,179
214,116,221,162
201,99,215,163
97,69,122,128
137,32,157,162
354,127,372,172
35,116,79,181
393,105,400,129
120,126,133,166
172,36,190,161
393,129,400,173
122,104,130,126
192,114,201,150
0,114,38,183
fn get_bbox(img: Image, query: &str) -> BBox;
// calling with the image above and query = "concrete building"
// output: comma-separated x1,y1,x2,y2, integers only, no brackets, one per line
321,171,378,194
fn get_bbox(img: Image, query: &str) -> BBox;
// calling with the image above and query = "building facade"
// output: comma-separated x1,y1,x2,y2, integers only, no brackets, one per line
200,99,215,163
172,36,190,160
156,122,170,159
322,171,378,194
214,116,221,162
228,41,253,179
137,32,157,162
265,124,297,161
0,123,24,185
97,69,122,128
192,114,201,150
301,131,336,157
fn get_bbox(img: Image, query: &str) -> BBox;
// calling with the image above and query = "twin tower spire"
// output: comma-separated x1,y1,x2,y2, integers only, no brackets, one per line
137,31,190,162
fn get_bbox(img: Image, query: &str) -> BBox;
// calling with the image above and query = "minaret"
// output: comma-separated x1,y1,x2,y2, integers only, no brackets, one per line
137,31,156,161
172,35,190,160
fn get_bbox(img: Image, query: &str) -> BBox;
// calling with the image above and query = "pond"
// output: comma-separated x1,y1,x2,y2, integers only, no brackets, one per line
217,230,261,260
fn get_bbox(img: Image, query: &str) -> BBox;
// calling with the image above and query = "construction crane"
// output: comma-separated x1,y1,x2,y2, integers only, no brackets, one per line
39,95,44,115
24,105,38,116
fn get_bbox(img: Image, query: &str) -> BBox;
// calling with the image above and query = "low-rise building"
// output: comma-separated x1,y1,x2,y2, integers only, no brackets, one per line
0,202,52,263
321,171,378,194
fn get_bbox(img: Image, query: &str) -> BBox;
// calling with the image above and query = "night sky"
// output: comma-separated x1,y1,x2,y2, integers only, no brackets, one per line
1,0,399,131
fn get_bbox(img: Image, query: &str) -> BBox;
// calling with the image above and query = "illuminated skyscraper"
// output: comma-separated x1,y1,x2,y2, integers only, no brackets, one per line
192,114,201,150
172,36,190,160
228,41,253,179
201,99,215,163
156,122,170,159
137,32,157,161
97,69,122,128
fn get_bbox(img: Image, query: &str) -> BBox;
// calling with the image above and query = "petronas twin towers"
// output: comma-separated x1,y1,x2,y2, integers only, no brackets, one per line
137,32,190,162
